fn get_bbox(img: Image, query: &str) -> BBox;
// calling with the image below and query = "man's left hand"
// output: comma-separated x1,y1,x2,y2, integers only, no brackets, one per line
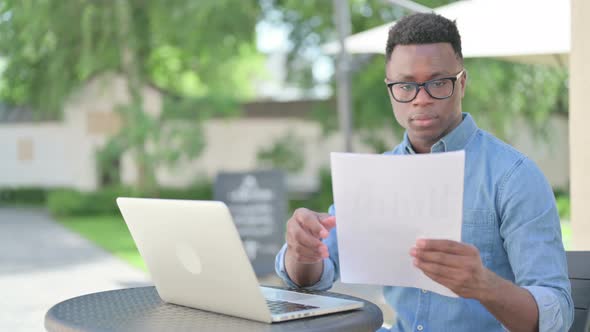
410,239,497,300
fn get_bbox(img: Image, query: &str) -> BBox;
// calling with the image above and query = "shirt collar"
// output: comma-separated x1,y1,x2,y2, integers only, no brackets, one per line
401,112,477,154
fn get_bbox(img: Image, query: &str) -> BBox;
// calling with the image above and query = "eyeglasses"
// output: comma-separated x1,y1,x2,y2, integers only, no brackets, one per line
385,70,465,103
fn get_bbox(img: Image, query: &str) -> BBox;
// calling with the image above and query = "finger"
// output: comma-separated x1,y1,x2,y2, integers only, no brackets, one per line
413,259,464,280
416,239,475,256
291,228,325,250
410,247,465,268
319,215,336,233
286,222,327,255
294,208,329,238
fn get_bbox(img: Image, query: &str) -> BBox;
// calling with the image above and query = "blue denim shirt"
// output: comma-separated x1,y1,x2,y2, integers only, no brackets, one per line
275,113,573,331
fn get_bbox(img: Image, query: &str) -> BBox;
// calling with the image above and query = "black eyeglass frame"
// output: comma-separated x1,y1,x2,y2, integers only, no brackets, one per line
385,70,465,103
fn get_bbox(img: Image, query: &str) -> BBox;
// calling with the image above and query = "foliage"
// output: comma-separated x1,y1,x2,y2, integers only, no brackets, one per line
0,0,265,193
161,94,242,121
47,187,135,217
462,58,568,141
46,183,212,217
0,187,48,206
262,0,408,88
257,131,306,173
0,0,262,113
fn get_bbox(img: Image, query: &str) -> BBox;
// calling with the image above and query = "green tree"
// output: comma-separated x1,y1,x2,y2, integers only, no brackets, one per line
462,58,568,140
0,0,264,193
257,131,305,173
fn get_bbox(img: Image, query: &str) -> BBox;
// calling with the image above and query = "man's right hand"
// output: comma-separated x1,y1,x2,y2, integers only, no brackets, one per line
284,208,336,287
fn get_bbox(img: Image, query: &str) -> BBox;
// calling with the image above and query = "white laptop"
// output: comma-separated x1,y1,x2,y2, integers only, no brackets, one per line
116,197,364,323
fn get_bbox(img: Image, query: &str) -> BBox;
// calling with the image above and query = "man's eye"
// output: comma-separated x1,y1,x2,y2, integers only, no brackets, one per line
399,84,414,91
430,80,448,88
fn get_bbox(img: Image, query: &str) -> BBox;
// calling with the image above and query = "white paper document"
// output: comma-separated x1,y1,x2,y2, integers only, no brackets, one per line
330,151,465,297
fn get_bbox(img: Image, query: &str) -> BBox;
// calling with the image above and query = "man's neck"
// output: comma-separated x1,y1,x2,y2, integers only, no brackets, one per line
407,137,435,154
407,112,465,153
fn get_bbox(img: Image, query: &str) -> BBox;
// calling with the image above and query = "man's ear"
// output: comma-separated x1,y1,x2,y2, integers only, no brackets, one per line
461,69,468,98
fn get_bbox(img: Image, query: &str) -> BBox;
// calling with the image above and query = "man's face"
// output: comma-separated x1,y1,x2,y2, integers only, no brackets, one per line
385,43,466,150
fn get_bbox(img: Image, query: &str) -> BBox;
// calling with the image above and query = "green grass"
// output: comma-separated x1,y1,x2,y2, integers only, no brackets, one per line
57,215,146,271
58,215,573,270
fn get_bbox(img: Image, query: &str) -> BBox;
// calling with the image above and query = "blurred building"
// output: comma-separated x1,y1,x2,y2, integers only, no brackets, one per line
0,73,377,193
0,72,570,193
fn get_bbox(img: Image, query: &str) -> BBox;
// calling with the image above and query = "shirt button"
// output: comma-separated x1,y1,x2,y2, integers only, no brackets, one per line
421,289,428,293
417,325,424,331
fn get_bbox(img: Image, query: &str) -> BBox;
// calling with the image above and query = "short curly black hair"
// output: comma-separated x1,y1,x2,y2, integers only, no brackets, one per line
385,13,462,63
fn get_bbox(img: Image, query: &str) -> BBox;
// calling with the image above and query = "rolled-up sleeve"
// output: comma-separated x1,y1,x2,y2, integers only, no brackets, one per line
274,243,337,291
498,158,574,332
274,204,340,291
523,285,569,332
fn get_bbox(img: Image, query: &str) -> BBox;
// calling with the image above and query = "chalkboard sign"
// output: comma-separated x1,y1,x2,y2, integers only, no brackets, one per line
214,170,287,277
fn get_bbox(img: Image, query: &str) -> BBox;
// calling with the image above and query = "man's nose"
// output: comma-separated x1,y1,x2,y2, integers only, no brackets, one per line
412,86,434,105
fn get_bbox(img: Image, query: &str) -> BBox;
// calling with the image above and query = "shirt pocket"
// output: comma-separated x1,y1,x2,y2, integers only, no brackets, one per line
461,209,496,266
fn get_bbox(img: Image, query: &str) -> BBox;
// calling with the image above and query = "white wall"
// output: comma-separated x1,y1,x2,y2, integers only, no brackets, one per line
0,123,75,187
63,73,162,191
149,115,569,192
0,73,163,191
570,0,590,249
0,118,103,191
146,118,392,192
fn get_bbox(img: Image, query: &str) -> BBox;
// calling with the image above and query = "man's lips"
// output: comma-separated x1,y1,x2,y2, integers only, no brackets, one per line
411,113,436,120
410,114,438,126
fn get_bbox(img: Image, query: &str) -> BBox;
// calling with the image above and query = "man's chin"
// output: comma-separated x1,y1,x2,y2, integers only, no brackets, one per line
408,128,444,144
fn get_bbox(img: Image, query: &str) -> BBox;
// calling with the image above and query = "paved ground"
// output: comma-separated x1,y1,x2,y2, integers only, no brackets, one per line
0,207,150,332
0,207,393,331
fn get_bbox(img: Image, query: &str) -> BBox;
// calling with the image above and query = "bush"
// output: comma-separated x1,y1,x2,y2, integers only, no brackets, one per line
0,187,48,205
46,183,213,217
156,184,213,201
47,189,86,216
47,188,127,217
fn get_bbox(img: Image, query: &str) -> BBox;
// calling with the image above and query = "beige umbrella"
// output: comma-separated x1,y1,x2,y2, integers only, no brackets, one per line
323,0,570,66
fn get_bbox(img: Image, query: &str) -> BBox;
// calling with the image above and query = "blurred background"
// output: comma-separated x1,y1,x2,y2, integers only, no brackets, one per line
0,0,585,331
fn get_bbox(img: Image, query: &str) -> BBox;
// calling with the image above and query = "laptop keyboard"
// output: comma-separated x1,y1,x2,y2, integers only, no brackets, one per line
266,299,319,314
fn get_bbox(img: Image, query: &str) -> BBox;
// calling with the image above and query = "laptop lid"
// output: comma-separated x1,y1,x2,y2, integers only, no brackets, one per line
116,197,363,323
